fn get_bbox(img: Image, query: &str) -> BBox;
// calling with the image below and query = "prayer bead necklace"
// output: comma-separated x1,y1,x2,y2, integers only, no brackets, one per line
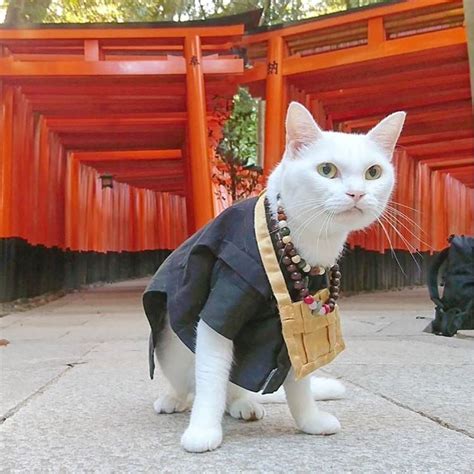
266,195,341,315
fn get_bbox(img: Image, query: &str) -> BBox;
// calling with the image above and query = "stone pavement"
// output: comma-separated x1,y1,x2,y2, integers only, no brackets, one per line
1,279,473,473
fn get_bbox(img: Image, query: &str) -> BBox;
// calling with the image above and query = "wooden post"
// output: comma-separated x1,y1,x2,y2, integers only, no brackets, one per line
0,84,13,238
264,36,284,176
65,153,80,250
463,0,474,106
184,34,214,229
367,17,385,48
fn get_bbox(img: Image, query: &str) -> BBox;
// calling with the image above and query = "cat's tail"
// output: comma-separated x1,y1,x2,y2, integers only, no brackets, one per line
252,376,346,404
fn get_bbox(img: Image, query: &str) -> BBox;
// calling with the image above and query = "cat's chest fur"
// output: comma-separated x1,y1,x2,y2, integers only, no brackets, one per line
266,171,348,268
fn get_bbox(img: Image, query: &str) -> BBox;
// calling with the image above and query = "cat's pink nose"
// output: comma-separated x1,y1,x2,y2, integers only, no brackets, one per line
346,192,365,202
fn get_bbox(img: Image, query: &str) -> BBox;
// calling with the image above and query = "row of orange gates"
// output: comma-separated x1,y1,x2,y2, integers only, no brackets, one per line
0,0,473,274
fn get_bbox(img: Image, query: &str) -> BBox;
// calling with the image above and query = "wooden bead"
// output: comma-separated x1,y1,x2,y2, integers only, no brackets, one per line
332,271,342,279
291,272,302,281
329,298,336,305
277,206,285,214
287,264,297,273
331,264,340,271
284,242,294,251
332,278,340,286
276,240,284,249
294,280,304,290
277,213,287,221
310,266,325,276
299,288,309,298
282,256,292,265
329,285,339,293
288,248,297,257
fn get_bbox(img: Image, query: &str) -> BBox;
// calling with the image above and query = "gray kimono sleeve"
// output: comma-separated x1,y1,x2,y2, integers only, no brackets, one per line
199,258,264,341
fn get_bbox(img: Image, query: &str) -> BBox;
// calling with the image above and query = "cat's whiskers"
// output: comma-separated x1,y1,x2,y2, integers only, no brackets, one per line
377,203,432,250
315,211,333,261
384,205,430,239
370,212,407,276
377,213,422,271
388,200,421,213
289,206,327,242
381,207,432,250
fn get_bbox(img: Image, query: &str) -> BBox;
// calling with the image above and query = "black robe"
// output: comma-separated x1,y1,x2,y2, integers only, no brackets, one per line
143,196,326,394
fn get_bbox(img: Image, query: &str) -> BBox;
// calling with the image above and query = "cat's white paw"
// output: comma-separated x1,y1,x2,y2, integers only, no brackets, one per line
298,410,341,435
228,398,265,421
153,394,189,414
181,425,223,453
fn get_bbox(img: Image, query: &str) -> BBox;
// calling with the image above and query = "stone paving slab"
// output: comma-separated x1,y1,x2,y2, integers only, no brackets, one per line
1,280,473,472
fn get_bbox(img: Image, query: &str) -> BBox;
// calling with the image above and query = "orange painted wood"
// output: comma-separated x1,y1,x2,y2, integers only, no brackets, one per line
0,56,243,76
73,149,182,161
264,36,284,175
367,17,385,47
84,39,101,61
184,34,214,229
283,27,466,76
242,0,458,43
0,84,14,238
0,0,471,256
0,24,244,40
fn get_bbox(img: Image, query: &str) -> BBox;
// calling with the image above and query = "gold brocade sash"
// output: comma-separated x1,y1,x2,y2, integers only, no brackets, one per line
254,192,345,380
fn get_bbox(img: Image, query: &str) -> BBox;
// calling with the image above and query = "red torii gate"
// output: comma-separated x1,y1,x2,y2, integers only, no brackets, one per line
0,0,473,300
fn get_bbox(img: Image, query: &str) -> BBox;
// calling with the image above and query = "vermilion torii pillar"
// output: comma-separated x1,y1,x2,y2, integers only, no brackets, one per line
264,36,285,175
184,34,214,230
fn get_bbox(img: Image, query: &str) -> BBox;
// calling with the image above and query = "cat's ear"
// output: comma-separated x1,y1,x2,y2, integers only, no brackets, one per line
285,102,324,157
367,111,406,158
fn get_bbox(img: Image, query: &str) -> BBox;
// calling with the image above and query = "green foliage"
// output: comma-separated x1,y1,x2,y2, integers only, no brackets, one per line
2,0,388,25
218,89,258,168
213,88,263,203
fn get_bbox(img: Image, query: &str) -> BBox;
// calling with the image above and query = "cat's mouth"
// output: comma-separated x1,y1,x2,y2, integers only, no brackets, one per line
338,206,364,216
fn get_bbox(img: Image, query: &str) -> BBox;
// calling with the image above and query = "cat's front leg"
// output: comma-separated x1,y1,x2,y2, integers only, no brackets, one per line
181,319,233,453
284,370,341,435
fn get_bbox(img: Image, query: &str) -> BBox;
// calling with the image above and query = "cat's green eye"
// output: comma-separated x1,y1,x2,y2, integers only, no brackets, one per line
317,162,337,179
365,165,382,180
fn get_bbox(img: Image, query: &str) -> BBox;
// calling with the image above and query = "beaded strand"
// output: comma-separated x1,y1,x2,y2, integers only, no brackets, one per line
267,195,341,315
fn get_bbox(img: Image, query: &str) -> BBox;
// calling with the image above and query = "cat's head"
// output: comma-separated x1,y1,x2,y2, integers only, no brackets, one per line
277,102,406,235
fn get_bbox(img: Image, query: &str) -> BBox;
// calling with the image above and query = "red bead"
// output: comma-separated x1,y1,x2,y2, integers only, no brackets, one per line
277,213,287,221
304,295,315,305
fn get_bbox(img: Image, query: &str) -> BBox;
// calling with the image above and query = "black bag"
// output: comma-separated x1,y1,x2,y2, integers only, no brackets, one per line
425,235,474,336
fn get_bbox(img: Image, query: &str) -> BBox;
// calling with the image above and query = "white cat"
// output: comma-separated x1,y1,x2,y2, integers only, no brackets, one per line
152,102,406,453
